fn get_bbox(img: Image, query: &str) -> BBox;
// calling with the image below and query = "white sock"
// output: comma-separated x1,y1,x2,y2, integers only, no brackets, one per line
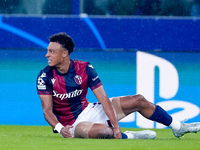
125,132,134,139
169,118,181,131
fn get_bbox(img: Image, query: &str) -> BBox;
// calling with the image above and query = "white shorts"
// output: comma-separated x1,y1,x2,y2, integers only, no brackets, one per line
70,98,114,136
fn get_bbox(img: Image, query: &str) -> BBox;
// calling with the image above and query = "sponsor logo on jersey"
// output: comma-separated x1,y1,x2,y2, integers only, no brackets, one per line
92,76,99,81
53,89,83,100
74,75,82,85
51,78,56,84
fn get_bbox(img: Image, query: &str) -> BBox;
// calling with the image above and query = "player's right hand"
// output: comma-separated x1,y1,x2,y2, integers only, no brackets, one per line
113,127,122,139
60,125,74,138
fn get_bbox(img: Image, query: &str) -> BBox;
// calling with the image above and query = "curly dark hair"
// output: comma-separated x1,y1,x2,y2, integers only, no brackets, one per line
49,32,75,54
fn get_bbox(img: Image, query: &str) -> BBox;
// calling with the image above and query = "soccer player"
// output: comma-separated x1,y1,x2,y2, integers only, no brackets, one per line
36,32,200,139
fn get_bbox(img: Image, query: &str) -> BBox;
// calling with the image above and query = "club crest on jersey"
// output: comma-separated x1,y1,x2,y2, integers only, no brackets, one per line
74,75,82,85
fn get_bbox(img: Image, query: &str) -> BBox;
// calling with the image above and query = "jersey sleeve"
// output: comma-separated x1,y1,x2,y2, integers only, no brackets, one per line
86,63,102,91
36,69,53,95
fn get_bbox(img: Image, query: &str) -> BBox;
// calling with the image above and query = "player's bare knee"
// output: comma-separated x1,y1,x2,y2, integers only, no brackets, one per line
96,127,114,139
135,94,145,100
75,122,94,138
134,94,149,108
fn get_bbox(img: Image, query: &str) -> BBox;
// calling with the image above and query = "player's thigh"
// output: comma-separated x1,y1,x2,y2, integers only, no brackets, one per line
75,122,113,139
111,97,126,120
112,95,142,119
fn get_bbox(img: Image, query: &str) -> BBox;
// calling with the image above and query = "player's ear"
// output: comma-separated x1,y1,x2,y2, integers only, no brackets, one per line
62,50,69,57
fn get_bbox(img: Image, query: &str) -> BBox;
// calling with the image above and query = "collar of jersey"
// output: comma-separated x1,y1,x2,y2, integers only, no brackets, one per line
54,59,74,76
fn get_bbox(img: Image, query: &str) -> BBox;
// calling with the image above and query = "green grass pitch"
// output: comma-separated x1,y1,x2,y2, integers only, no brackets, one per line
0,125,200,150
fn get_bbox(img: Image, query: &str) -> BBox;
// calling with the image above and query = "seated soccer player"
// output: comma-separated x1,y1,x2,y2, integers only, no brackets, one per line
37,32,200,139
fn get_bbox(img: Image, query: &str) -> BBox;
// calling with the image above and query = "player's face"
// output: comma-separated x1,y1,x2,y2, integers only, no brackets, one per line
46,42,68,67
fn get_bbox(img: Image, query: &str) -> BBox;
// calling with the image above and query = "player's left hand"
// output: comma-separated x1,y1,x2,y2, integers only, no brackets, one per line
60,125,74,138
113,127,122,139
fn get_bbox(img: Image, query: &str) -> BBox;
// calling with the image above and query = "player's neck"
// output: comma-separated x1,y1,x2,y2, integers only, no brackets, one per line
56,59,70,74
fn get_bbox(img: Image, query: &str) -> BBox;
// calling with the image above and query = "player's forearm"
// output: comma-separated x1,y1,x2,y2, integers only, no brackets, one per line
101,98,120,129
40,95,60,128
93,86,120,129
103,103,121,139
104,104,120,129
43,109,60,128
